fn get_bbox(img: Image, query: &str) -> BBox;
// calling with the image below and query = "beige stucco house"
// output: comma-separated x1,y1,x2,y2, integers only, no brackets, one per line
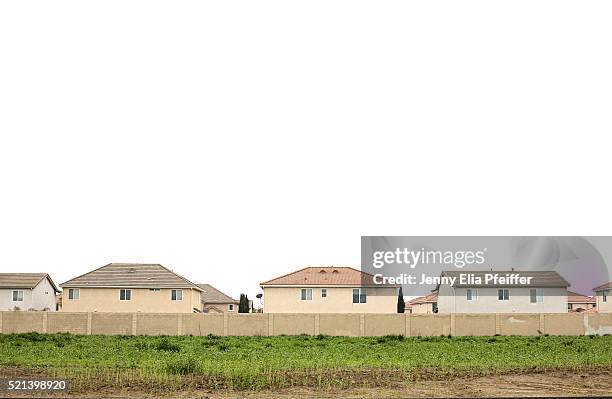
405,292,438,314
60,263,203,313
197,284,239,313
435,270,569,314
593,282,611,313
567,291,596,312
0,273,60,311
260,266,399,313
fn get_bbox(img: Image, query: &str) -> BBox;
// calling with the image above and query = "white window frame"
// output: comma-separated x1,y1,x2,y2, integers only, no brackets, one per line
466,288,477,301
171,289,183,301
12,290,24,302
68,288,80,300
228,304,234,311
301,288,313,301
119,289,132,301
530,288,544,303
321,288,327,298
353,288,367,304
498,288,510,301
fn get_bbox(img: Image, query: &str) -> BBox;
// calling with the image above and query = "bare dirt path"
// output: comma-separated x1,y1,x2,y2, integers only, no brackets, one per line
2,369,610,398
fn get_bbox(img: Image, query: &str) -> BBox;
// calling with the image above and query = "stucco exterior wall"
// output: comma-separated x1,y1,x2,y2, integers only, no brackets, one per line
437,285,567,313
595,290,611,313
262,286,397,313
203,302,237,313
0,278,56,311
409,302,436,314
60,287,201,313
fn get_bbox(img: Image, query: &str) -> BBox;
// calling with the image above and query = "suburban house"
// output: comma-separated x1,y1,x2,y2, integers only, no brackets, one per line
260,266,399,313
405,292,438,314
435,270,570,314
60,263,203,313
567,291,596,312
0,273,60,311
197,284,239,313
593,282,611,313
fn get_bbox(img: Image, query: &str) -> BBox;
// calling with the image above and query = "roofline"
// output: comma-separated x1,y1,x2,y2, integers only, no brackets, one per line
0,273,60,293
593,282,612,291
260,284,400,288
259,266,379,286
436,270,571,290
202,300,240,304
59,285,201,289
157,264,202,291
60,263,202,292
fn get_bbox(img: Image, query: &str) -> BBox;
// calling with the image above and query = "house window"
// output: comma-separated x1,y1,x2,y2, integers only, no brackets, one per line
120,289,132,301
498,289,509,301
321,288,327,298
466,289,477,301
12,290,24,302
149,288,160,292
352,288,367,304
68,288,80,300
171,289,183,301
530,288,544,303
301,288,313,301
568,303,572,310
432,303,438,313
604,291,608,303
228,304,234,311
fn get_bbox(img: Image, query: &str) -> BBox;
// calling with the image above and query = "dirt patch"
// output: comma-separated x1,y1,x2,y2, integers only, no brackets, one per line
1,367,610,398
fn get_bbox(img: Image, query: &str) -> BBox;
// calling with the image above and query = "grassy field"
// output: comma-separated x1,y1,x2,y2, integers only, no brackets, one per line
1,333,611,391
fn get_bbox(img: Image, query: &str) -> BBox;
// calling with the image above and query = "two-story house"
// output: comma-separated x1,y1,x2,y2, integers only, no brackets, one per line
435,270,569,314
260,266,398,313
0,273,60,311
60,263,203,313
593,282,611,313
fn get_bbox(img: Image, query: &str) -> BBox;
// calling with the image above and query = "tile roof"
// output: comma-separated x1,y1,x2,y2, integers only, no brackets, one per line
60,263,202,290
593,281,612,291
0,273,60,292
567,291,596,304
260,266,396,286
439,270,570,288
197,284,238,304
405,292,438,306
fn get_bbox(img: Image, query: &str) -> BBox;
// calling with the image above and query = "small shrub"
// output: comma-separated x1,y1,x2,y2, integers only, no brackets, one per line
155,338,181,352
217,342,229,351
165,356,198,375
18,332,47,342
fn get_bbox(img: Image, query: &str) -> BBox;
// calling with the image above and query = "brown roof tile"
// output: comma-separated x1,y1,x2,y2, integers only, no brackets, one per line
260,266,395,286
0,273,59,292
197,284,238,304
567,291,596,304
60,263,202,290
405,292,438,306
593,281,612,291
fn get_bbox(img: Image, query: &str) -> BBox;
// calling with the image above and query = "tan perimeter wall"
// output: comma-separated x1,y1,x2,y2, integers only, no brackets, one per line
2,312,611,336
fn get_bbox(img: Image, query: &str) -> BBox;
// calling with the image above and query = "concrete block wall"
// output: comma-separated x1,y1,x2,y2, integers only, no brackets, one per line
0,311,611,337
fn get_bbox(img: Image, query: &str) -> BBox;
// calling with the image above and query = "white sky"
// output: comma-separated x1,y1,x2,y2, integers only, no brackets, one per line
1,1,611,300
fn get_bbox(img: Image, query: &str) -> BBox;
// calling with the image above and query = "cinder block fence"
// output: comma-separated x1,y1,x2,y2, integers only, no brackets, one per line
0,312,611,336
